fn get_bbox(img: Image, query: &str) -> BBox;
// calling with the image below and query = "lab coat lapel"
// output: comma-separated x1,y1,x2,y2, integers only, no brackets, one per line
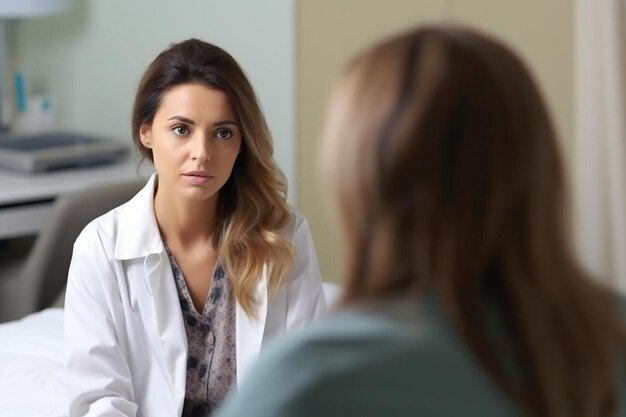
236,264,268,386
114,173,187,414
145,253,187,416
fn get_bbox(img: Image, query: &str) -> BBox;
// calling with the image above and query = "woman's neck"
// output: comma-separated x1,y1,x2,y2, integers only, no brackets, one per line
153,186,218,250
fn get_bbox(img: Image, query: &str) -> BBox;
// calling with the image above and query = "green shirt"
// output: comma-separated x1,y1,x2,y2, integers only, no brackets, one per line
216,296,524,417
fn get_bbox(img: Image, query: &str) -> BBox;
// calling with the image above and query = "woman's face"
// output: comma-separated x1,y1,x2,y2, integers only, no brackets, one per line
140,83,242,203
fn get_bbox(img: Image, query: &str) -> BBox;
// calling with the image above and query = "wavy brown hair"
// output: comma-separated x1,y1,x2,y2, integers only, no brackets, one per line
132,39,293,316
322,24,626,417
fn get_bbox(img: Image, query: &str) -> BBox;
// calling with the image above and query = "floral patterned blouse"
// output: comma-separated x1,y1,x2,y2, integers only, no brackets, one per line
165,246,237,416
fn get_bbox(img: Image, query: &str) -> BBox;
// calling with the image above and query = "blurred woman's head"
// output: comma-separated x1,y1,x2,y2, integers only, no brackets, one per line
322,24,626,417
323,24,564,302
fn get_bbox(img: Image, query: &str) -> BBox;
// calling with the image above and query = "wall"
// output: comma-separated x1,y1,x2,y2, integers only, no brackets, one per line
11,0,574,284
298,0,574,282
12,0,298,204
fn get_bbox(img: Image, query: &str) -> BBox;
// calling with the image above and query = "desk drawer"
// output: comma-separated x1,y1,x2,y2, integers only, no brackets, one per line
0,202,53,240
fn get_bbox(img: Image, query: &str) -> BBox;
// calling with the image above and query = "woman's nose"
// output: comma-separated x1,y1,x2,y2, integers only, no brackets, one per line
191,136,211,162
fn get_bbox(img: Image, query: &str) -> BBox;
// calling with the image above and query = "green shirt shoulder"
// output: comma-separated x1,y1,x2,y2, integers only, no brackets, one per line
217,297,521,417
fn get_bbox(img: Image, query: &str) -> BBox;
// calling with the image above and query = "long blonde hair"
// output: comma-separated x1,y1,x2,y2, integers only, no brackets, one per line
132,39,293,316
322,24,626,417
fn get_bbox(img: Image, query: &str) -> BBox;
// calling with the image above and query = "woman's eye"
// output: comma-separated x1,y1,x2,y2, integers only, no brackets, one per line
216,129,233,140
173,125,189,136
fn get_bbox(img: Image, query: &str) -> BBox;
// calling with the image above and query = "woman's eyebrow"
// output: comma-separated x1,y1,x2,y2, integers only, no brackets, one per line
166,115,195,124
213,119,238,127
165,116,238,127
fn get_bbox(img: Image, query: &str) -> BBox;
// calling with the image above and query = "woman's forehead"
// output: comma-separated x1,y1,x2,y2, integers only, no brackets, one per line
155,83,237,124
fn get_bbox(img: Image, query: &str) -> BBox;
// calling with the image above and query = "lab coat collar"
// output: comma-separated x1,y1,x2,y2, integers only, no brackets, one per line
113,173,185,410
114,173,164,260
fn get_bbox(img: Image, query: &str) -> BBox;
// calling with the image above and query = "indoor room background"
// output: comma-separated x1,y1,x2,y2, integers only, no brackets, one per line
6,0,625,291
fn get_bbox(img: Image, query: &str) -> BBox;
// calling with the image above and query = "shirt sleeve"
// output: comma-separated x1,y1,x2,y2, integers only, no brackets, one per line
285,213,327,330
64,225,138,417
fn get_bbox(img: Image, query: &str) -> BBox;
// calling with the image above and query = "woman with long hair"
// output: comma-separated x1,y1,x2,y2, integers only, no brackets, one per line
64,39,326,417
216,24,626,417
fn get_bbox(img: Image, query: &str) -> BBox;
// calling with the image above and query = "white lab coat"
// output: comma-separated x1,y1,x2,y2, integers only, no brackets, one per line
64,174,326,417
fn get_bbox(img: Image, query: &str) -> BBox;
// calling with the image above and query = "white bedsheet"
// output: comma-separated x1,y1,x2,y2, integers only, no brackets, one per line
0,308,66,417
0,285,341,416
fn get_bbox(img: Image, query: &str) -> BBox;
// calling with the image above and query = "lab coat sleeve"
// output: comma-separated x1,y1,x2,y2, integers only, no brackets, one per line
285,213,327,330
64,224,138,417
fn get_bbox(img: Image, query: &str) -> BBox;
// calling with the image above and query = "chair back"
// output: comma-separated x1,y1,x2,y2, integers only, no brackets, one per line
18,180,145,317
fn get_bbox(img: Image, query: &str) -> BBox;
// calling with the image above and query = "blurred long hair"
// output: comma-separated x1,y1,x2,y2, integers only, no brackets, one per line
132,39,293,316
322,24,626,417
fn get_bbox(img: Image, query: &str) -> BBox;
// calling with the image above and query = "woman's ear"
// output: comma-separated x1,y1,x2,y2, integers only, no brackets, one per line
139,123,152,148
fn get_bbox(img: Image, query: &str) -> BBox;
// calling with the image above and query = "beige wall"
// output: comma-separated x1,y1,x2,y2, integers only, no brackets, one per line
298,0,573,282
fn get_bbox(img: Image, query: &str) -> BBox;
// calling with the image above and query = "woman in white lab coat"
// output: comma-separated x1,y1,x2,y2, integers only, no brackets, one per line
64,39,326,417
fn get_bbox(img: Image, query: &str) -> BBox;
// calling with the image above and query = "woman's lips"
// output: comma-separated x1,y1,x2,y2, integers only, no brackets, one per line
182,172,214,185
